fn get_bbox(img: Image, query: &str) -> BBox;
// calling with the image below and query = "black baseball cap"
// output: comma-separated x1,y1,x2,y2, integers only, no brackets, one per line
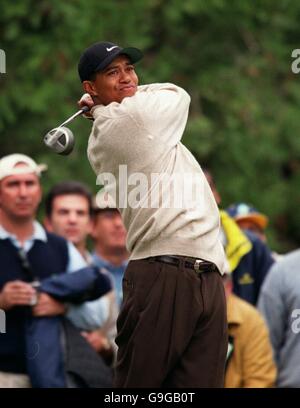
78,41,143,82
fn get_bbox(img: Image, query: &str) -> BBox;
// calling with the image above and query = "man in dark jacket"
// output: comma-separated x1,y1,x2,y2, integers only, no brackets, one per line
0,154,111,387
204,170,274,305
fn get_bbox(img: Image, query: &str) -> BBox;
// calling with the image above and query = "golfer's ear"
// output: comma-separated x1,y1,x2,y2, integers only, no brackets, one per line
83,80,98,96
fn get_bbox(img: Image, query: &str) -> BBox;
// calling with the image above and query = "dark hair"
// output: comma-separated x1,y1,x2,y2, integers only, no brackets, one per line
88,71,98,82
45,181,93,218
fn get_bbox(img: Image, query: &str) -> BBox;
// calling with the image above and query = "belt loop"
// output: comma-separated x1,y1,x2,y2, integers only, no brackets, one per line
178,256,185,269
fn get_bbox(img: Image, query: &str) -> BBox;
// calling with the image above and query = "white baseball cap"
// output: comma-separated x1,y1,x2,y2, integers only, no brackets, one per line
0,154,48,181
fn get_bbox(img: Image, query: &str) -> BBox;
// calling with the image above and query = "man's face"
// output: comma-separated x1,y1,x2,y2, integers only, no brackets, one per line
92,210,127,252
84,55,138,105
45,194,92,247
0,168,42,221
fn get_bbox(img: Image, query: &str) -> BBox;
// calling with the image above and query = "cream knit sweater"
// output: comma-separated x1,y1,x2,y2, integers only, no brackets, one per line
88,83,226,273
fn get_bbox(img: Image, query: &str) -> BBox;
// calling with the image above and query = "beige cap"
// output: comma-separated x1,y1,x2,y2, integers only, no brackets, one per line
0,154,47,181
94,190,117,211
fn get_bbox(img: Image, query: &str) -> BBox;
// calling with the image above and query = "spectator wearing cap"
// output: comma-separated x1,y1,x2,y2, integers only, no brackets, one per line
226,203,268,243
223,271,276,388
91,191,128,308
0,154,111,387
227,203,283,261
204,169,274,305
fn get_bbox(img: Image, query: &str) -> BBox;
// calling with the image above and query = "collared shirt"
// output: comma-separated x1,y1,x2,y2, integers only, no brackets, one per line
0,222,102,330
0,221,47,252
66,250,115,330
92,253,128,307
0,221,86,271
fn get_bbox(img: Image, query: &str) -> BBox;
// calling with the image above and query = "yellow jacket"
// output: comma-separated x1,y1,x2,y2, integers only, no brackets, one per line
225,294,277,388
220,210,252,272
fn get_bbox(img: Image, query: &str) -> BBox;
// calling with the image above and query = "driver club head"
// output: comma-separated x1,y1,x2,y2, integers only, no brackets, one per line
43,106,90,155
44,126,75,155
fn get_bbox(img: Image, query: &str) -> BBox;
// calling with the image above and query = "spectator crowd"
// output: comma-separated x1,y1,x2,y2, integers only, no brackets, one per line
0,153,298,388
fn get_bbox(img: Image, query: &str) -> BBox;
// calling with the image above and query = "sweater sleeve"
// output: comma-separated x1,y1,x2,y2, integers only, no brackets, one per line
89,83,191,173
92,83,190,146
115,83,191,146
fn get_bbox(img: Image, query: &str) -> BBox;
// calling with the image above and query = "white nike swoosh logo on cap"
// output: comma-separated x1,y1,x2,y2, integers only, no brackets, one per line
106,46,118,52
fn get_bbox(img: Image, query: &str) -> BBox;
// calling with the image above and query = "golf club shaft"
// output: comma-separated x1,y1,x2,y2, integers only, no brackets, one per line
58,106,90,128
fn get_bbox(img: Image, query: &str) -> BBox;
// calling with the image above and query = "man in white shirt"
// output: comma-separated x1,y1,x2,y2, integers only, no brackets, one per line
91,191,129,308
77,41,228,387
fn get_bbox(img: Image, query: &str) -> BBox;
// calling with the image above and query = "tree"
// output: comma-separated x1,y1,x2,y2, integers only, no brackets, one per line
1,0,300,251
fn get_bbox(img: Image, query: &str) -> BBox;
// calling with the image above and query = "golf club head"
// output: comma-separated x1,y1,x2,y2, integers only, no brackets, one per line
44,126,75,155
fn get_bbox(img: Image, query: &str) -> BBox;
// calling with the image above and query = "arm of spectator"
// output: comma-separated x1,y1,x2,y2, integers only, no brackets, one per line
32,292,66,316
66,290,113,331
81,328,114,366
248,232,274,303
38,265,111,303
258,263,287,365
80,290,119,365
30,239,85,318
80,329,109,352
47,241,112,330
64,241,104,329
0,281,36,310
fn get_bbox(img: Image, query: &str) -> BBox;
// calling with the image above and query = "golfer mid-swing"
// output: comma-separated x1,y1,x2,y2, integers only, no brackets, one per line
78,41,228,388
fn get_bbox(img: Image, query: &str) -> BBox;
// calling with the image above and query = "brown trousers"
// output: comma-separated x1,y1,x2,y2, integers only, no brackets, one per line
114,257,228,388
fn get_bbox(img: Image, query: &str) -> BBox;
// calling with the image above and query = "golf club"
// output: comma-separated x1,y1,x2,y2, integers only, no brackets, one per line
44,106,90,155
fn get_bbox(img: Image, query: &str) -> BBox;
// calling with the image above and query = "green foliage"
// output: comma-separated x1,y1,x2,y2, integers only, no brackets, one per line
1,0,300,251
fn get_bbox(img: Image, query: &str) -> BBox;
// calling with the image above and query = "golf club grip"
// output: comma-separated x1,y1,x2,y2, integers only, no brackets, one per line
81,105,90,113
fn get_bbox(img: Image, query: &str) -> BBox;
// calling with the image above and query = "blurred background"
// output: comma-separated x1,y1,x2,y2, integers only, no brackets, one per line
1,0,300,253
